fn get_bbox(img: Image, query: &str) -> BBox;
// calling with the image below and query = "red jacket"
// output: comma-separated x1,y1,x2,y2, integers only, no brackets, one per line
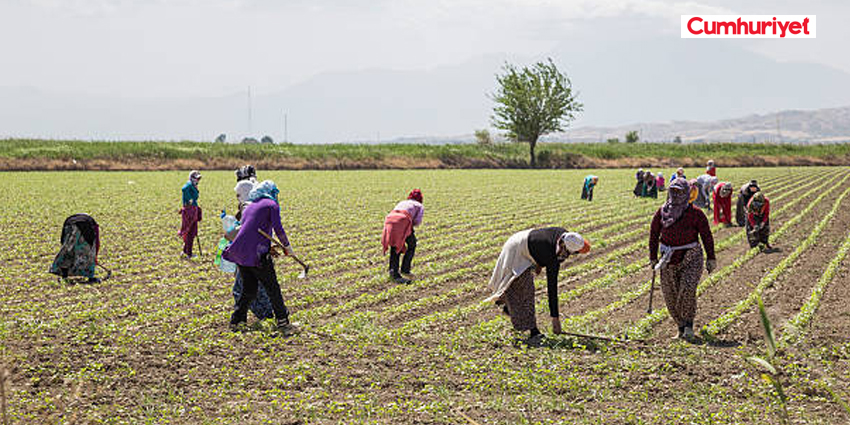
713,184,732,225
747,197,770,227
382,209,413,254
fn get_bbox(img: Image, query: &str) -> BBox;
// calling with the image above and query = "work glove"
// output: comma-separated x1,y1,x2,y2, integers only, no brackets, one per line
706,259,717,274
551,316,562,335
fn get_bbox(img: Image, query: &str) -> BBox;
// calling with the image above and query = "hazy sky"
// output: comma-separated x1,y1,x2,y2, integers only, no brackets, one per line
1,0,847,98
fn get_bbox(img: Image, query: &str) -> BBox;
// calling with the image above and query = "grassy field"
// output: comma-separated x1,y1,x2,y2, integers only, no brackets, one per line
1,167,850,424
2,139,850,170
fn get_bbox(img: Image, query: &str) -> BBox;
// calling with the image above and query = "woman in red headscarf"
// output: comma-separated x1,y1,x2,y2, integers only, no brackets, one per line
382,189,424,284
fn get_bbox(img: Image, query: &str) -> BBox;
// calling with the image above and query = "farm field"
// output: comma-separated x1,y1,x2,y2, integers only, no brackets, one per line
1,167,850,424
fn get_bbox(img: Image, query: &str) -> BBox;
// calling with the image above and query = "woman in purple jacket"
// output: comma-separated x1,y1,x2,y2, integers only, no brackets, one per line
222,180,297,337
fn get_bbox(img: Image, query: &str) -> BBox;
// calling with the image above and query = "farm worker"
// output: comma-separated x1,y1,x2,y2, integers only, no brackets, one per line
222,180,297,337
671,167,686,182
49,214,101,283
227,179,274,321
746,192,773,252
656,172,666,191
706,160,717,177
736,180,760,227
382,189,424,284
633,169,645,197
693,174,718,210
486,228,591,346
235,164,257,183
686,178,700,205
712,182,734,227
581,175,598,201
179,170,202,258
642,172,658,198
649,178,716,341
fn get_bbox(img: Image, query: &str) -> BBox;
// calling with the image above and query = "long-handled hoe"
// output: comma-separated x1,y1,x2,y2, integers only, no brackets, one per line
647,269,656,314
258,229,310,278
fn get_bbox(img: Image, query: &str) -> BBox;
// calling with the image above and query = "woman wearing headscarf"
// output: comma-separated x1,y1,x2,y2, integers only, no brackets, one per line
656,172,666,192
649,178,716,341
581,175,598,201
50,214,101,283
222,180,297,336
634,169,645,197
712,182,734,227
746,192,772,252
382,189,424,284
671,167,686,182
706,160,717,177
736,180,760,227
642,171,658,198
179,170,202,258
693,174,718,210
486,228,591,345
227,179,274,321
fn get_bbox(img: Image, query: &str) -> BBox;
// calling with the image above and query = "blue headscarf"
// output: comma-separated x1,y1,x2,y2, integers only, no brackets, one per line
248,180,279,202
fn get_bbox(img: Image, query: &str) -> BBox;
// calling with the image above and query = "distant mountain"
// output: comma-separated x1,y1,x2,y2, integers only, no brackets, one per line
554,105,850,144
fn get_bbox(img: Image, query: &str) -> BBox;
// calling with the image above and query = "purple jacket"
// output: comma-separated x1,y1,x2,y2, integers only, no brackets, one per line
394,199,424,226
222,198,290,267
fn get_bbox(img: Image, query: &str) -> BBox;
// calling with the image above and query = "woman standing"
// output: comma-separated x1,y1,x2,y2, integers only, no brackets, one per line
746,192,772,252
712,182,734,227
671,167,686,182
649,178,716,341
382,189,424,284
486,228,591,346
222,181,297,337
656,172,666,192
581,175,598,201
179,170,202,258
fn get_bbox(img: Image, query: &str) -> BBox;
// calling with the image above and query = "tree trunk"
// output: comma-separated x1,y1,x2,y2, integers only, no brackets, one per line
529,140,536,168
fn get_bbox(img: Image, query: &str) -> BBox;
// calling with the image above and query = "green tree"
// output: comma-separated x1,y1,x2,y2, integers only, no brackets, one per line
625,130,639,144
490,58,582,167
606,137,620,144
673,135,683,144
474,129,493,146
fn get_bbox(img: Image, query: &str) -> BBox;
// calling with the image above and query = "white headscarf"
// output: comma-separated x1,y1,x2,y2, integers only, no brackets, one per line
559,232,588,254
234,180,255,204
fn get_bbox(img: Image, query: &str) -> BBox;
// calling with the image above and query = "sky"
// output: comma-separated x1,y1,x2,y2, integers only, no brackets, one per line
1,0,847,98
0,0,848,141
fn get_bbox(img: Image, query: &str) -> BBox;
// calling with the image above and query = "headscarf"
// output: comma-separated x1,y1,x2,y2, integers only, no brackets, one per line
676,167,685,177
559,232,591,255
661,178,691,227
234,180,255,204
189,170,202,186
688,178,699,203
719,182,733,197
235,165,257,182
249,180,279,202
408,189,423,203
748,192,766,214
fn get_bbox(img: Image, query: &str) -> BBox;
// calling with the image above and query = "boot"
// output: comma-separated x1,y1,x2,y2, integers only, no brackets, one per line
276,318,298,338
682,326,696,342
389,270,411,285
673,325,685,340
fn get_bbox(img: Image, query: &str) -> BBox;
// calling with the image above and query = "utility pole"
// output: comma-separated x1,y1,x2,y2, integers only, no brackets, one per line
284,112,288,143
247,86,252,137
